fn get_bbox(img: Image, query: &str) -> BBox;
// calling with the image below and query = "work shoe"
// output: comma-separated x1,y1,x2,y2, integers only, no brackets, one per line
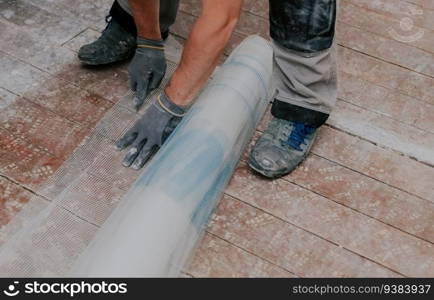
248,117,317,179
78,17,136,65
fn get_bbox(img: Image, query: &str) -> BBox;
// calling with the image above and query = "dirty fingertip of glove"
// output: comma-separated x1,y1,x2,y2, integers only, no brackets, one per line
132,145,159,170
113,143,122,151
115,135,134,151
114,140,125,151
131,157,146,170
133,98,142,111
122,147,139,167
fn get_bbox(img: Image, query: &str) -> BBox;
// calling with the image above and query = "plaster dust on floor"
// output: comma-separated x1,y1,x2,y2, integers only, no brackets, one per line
0,35,182,276
0,35,274,277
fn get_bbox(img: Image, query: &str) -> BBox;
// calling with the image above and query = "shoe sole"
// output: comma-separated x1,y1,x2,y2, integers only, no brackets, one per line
247,131,317,179
78,51,135,66
248,154,308,179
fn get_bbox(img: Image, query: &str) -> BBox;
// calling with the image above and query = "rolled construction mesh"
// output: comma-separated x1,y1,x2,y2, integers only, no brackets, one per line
0,35,273,277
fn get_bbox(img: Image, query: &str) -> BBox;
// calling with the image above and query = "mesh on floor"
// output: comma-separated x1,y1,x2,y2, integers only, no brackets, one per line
0,38,181,276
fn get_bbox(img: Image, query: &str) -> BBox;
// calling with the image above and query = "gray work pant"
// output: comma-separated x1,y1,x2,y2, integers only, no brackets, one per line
269,0,338,127
272,41,337,116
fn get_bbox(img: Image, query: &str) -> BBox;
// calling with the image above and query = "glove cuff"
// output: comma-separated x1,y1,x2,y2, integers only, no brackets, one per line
137,37,164,50
157,92,187,117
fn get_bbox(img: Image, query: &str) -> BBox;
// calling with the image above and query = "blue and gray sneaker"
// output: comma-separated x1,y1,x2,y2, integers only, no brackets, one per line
248,117,317,178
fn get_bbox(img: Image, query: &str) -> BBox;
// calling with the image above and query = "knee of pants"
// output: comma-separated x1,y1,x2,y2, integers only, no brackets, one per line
269,0,336,53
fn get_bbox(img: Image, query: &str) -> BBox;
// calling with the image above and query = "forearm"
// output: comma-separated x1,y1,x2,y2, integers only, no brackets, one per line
128,0,161,39
165,0,243,106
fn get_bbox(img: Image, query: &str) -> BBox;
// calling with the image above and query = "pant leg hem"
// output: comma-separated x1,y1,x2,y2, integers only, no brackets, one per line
271,99,329,128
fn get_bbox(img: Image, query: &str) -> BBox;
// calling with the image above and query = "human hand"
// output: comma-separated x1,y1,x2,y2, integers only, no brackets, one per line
116,92,187,169
128,37,166,111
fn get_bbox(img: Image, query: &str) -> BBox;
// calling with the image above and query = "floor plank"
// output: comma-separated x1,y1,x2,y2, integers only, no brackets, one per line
210,195,400,277
339,1,434,54
313,126,434,202
0,0,433,277
344,0,434,31
187,233,295,278
287,154,434,243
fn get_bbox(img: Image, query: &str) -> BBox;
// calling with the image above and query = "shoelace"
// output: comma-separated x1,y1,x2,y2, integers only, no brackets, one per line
283,123,315,151
101,15,113,34
100,15,127,46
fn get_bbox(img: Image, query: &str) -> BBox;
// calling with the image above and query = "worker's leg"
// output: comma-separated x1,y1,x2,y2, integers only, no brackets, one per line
115,0,179,38
249,0,337,179
270,41,337,126
78,0,180,65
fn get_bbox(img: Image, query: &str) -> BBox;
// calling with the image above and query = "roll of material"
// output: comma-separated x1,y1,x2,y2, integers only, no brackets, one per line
71,35,274,277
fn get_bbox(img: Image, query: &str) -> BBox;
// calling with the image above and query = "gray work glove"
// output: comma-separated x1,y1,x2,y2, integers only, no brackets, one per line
128,37,166,111
116,92,187,170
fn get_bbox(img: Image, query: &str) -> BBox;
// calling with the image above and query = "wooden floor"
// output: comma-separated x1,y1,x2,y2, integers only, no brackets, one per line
0,0,433,277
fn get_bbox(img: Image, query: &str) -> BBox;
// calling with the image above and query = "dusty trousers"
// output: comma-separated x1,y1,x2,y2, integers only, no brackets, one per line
113,0,337,127
269,0,338,127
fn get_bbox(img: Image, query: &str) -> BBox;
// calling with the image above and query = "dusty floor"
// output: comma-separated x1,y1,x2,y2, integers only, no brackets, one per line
0,0,434,277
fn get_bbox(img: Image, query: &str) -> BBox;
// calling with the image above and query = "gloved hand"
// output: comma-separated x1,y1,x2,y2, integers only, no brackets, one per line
116,92,187,170
128,37,167,111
